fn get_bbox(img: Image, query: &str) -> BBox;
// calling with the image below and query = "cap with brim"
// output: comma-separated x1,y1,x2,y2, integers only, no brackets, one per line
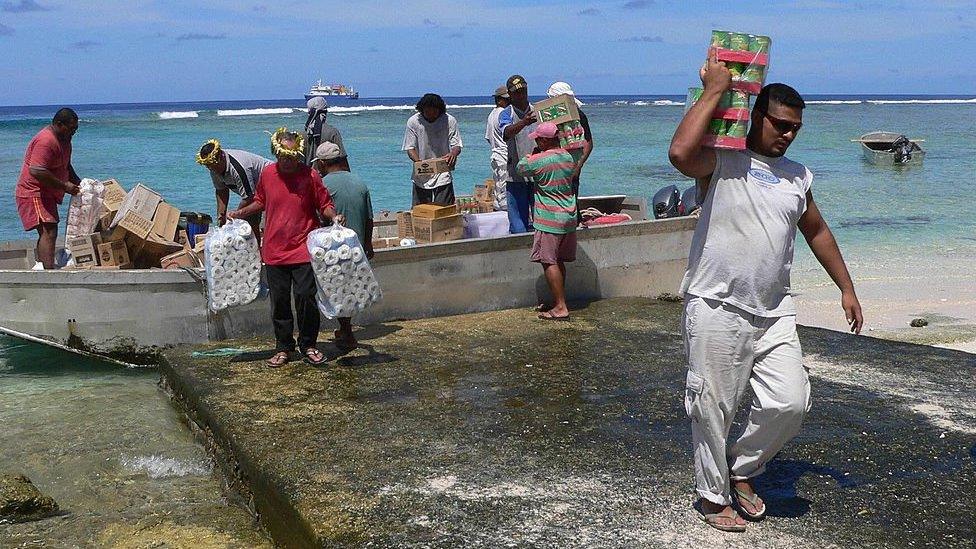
312,141,342,162
528,122,559,140
506,74,527,92
494,85,510,98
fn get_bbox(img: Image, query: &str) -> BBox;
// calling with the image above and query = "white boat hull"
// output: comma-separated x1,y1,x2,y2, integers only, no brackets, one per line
0,217,696,361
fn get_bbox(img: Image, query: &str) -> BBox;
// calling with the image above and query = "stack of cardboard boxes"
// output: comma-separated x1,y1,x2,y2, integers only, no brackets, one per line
65,179,204,270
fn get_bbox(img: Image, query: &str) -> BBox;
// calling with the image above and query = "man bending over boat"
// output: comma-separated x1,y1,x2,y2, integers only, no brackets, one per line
668,49,864,532
229,128,336,368
15,108,81,269
517,122,578,321
196,139,271,241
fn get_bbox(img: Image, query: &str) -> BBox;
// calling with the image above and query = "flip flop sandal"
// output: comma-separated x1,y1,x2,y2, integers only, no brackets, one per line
733,487,767,521
699,512,747,532
303,348,327,365
267,351,290,368
538,311,570,321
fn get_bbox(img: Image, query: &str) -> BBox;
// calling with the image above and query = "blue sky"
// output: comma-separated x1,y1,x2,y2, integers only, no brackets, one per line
0,0,973,105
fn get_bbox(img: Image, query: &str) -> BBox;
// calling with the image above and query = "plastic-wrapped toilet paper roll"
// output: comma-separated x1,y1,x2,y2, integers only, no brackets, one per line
226,294,240,306
366,282,380,296
328,293,343,308
339,261,355,275
211,265,226,278
341,294,357,310
337,244,352,261
354,289,369,304
333,274,346,287
311,247,327,262
350,247,364,263
237,224,253,237
326,265,341,277
323,250,339,265
222,235,235,247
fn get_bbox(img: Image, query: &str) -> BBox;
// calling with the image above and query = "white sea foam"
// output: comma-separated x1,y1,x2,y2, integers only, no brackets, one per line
217,107,296,116
807,100,863,104
120,454,211,479
325,103,495,114
867,98,976,105
629,100,683,106
158,111,199,119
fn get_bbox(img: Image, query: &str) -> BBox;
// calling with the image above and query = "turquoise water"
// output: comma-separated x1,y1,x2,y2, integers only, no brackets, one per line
2,96,974,260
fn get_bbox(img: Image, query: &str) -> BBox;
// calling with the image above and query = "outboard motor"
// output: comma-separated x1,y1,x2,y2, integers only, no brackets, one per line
891,135,914,164
680,186,699,215
653,185,681,219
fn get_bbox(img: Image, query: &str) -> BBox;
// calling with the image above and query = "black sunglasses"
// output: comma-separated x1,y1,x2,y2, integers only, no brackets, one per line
759,110,802,134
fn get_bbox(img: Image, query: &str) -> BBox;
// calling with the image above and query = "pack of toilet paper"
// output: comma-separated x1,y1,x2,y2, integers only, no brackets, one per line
66,178,105,241
307,225,382,319
204,219,262,312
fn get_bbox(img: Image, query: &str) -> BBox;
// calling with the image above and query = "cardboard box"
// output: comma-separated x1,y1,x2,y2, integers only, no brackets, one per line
195,234,207,247
67,233,102,267
112,183,161,229
474,185,491,202
160,249,202,270
101,179,126,213
95,210,115,232
412,214,463,244
533,94,580,125
116,210,155,239
412,203,457,219
477,201,495,214
413,158,452,177
396,211,414,239
125,232,183,269
97,240,131,268
371,237,401,250
176,229,191,250
152,202,180,241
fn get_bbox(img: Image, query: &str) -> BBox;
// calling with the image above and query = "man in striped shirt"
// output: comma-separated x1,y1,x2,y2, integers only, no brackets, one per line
516,122,579,321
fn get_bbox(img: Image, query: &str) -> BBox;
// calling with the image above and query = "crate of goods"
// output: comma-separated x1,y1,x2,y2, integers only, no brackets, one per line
686,87,750,150
462,211,509,239
67,233,102,268
412,214,463,244
100,179,127,214
558,119,587,151
533,94,580,125
396,211,414,239
372,237,401,250
474,182,492,203
455,195,479,214
412,203,457,219
160,249,202,270
111,183,162,239
477,201,495,214
708,30,771,95
97,240,131,268
413,158,452,177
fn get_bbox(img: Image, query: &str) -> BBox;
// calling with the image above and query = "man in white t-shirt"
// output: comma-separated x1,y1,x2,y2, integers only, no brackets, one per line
668,48,863,533
402,93,462,206
485,85,511,210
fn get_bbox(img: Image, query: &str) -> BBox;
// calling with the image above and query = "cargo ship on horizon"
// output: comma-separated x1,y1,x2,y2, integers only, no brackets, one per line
304,79,360,103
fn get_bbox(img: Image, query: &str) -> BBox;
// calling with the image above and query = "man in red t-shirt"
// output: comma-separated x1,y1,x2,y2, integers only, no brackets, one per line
15,108,82,269
230,128,336,367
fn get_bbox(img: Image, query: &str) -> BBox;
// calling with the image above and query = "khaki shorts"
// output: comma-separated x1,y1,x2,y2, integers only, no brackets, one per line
530,230,577,264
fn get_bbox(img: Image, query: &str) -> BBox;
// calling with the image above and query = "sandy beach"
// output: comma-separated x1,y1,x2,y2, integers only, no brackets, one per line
793,251,976,353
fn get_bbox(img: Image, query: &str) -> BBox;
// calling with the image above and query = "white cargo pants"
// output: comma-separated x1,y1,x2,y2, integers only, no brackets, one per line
681,295,810,505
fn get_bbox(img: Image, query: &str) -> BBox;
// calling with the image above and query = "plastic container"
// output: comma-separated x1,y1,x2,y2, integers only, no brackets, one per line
185,212,213,243
204,219,261,311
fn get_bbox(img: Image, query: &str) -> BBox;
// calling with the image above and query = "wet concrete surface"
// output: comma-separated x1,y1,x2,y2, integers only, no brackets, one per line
162,298,976,548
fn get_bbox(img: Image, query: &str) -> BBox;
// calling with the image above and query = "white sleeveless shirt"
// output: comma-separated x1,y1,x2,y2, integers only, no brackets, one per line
679,148,813,317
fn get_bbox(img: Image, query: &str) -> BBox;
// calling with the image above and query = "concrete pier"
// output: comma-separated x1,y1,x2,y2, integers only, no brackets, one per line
161,298,976,548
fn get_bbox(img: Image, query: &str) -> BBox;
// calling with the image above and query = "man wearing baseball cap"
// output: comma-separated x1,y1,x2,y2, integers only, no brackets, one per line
516,122,579,320
484,85,511,211
311,141,374,351
498,74,538,233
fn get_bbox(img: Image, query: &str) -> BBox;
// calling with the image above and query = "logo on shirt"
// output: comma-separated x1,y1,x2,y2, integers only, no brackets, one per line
748,168,780,185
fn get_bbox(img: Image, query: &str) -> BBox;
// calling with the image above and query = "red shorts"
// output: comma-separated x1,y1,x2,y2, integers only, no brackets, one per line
16,195,59,231
531,230,577,264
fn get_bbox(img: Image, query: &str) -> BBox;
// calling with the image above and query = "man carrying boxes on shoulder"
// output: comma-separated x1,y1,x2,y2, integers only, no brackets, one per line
196,139,271,242
516,122,578,321
668,47,863,532
229,128,337,368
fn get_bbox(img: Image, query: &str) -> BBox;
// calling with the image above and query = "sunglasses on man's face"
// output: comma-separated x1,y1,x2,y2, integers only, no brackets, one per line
760,111,803,134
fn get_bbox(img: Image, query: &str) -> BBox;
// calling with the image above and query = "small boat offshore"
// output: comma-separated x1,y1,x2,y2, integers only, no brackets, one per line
853,131,925,166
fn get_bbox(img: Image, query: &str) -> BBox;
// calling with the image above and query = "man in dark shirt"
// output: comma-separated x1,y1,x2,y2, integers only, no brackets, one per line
546,82,593,196
304,97,349,169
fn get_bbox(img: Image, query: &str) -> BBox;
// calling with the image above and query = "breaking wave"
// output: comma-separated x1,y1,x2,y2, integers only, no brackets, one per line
216,107,296,116
157,111,199,119
807,100,863,104
867,98,976,105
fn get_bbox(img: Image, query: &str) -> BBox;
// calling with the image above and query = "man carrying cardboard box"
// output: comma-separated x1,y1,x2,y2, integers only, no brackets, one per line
546,82,594,201
402,93,462,207
499,75,538,234
196,139,271,241
516,122,578,321
14,108,82,269
229,128,337,368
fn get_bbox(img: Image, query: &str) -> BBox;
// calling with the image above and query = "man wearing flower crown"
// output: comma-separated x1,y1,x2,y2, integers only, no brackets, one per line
196,139,271,240
229,128,336,368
